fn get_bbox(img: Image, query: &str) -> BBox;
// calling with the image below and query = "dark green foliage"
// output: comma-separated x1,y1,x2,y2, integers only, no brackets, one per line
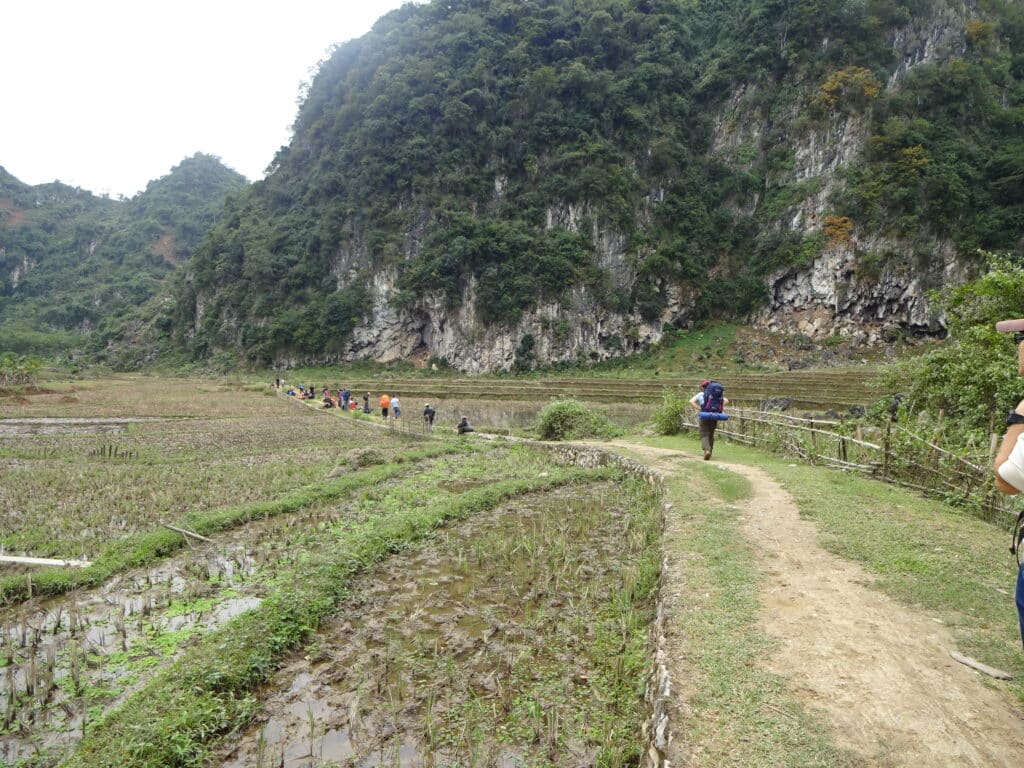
8,1,1024,365
536,398,623,440
0,155,246,357
841,3,1024,252
190,0,895,357
878,253,1024,433
398,213,594,324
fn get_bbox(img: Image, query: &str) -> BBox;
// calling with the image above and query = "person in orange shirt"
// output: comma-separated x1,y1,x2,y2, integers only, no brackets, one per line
379,393,391,420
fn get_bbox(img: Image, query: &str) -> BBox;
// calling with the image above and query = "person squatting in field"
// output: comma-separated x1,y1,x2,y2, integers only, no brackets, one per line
690,379,729,460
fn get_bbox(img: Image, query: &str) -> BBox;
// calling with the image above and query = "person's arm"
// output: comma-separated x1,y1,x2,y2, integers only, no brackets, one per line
994,399,1024,494
689,394,701,411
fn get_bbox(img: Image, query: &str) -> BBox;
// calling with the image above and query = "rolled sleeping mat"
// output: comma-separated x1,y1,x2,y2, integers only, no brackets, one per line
996,318,1024,332
698,412,729,421
997,432,1024,492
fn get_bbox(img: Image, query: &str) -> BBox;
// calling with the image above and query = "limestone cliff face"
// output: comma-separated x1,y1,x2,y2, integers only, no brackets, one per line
760,235,972,343
304,0,981,372
721,0,976,341
331,200,678,373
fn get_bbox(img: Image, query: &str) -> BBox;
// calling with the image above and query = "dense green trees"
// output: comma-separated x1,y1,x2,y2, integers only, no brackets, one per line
7,0,1023,366
183,0,1022,364
880,253,1024,433
841,28,1024,251
0,155,246,357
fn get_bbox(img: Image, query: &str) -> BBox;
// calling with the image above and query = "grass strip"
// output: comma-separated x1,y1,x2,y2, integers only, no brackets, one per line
63,464,618,768
659,460,863,767
756,454,1024,702
0,442,464,606
643,432,1024,703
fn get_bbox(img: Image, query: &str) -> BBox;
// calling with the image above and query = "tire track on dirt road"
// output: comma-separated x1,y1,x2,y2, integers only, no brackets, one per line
606,441,1024,767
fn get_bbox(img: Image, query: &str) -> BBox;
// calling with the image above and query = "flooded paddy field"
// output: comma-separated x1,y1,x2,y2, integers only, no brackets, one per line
295,395,651,440
1,377,661,767
0,394,421,559
410,399,651,435
214,478,661,768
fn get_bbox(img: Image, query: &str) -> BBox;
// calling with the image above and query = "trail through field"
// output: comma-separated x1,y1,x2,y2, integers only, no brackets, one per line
606,441,1024,768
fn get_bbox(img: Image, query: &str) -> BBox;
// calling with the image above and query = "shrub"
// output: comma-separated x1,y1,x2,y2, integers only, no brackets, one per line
537,399,622,441
653,390,691,435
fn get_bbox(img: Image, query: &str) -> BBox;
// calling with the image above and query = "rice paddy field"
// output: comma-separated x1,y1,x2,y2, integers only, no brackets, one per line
0,376,662,767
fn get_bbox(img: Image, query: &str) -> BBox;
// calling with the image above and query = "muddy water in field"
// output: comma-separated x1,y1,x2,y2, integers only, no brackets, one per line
0,488,376,765
214,481,656,768
0,479,400,767
0,543,266,765
0,451,502,766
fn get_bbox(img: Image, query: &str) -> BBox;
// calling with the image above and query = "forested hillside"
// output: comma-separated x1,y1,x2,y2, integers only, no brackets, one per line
174,0,1021,371
0,154,246,357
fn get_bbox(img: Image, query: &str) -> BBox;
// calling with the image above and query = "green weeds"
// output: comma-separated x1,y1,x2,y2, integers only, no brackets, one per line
0,443,463,606
63,466,618,768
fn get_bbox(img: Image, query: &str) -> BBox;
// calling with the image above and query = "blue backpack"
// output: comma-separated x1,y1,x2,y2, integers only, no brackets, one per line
704,381,725,412
699,381,728,421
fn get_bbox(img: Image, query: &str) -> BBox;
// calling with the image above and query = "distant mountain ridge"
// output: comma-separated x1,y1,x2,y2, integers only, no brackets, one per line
0,153,247,356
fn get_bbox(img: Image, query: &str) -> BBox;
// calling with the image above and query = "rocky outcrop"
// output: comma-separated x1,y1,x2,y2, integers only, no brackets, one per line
714,0,978,342
329,198,684,373
758,236,968,342
344,268,671,373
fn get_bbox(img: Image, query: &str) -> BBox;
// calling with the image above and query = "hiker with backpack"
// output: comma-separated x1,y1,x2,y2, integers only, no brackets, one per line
690,379,729,460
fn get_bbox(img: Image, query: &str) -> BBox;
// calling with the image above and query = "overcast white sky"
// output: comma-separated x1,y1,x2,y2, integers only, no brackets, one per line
0,1,423,198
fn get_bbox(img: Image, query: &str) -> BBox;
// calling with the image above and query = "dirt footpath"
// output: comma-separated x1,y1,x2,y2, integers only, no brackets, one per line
608,442,1024,768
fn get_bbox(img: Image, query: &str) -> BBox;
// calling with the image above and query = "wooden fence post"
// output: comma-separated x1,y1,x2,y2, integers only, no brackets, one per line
882,419,892,477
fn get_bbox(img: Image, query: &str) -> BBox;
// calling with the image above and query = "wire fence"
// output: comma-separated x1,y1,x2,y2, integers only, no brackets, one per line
681,408,1015,523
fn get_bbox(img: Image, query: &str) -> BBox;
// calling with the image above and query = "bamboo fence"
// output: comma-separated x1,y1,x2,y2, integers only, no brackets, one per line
681,408,1015,523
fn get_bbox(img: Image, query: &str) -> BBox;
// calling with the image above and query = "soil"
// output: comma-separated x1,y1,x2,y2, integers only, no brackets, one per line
212,482,647,768
607,441,1024,768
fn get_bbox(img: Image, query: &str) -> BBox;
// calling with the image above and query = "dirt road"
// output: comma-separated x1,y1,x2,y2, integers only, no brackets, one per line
608,441,1024,767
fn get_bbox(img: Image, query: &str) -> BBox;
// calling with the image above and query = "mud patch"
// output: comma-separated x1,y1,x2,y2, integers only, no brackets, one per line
215,480,661,768
0,546,265,765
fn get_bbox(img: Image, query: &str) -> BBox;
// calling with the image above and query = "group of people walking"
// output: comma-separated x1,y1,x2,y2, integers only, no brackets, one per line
275,379,472,433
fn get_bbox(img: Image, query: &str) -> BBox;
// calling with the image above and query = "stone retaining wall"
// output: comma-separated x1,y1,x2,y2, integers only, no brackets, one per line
551,443,673,768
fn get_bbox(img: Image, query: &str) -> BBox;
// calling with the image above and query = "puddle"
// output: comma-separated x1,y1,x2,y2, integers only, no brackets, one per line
215,480,659,767
0,545,266,765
